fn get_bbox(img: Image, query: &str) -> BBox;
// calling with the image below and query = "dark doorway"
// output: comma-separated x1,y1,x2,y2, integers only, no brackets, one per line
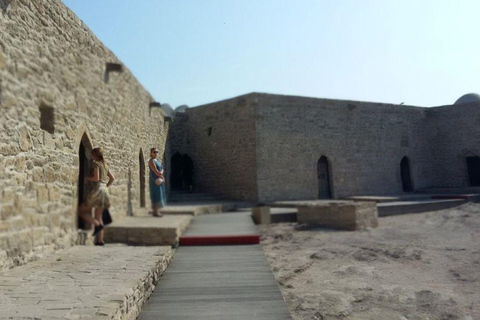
400,156,413,192
77,135,92,229
170,152,183,190
317,156,332,199
139,150,146,207
466,156,480,186
182,154,194,192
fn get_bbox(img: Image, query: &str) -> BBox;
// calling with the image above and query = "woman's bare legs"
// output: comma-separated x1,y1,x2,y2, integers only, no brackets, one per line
152,203,163,217
78,204,100,226
93,207,104,243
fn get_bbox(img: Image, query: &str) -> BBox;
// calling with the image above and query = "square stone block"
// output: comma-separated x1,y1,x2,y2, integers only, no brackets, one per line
252,206,271,224
297,201,378,231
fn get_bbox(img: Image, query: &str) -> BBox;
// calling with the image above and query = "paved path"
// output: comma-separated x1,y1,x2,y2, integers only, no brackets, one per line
138,212,292,320
0,246,172,319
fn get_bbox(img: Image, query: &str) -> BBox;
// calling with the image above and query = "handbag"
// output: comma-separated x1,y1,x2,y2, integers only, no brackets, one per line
155,177,164,186
102,209,113,225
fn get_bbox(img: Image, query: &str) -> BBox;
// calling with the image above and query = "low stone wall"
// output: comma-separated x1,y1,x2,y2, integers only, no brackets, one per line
297,201,378,231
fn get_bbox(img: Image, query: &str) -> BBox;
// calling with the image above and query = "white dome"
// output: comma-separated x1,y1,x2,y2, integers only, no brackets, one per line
161,103,174,116
454,93,480,105
175,105,189,113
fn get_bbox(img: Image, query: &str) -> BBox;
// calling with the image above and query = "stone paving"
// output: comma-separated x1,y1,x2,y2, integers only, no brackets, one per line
0,246,172,320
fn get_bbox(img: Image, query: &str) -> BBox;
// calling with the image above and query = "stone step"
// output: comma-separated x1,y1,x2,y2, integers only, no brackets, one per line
377,199,467,217
0,246,172,320
159,201,255,216
104,215,192,246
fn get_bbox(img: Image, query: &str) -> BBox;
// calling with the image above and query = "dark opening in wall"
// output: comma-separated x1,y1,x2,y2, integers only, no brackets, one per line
466,156,480,186
39,104,55,134
208,127,212,136
104,62,123,83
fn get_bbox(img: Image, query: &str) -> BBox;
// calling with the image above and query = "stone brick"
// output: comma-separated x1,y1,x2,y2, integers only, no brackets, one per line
32,167,44,182
36,185,49,206
43,167,55,183
14,156,26,172
252,206,271,224
48,186,61,202
18,127,31,152
297,201,378,231
43,131,55,149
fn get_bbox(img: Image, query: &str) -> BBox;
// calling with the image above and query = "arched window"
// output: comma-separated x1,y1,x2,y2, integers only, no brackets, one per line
317,156,332,199
139,149,146,207
400,156,413,192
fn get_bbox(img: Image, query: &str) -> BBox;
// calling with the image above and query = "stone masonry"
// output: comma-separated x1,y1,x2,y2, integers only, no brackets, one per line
0,0,168,270
170,92,480,202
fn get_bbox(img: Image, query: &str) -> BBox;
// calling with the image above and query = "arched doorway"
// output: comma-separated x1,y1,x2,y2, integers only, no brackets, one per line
170,152,183,190
139,149,146,207
182,154,194,192
317,156,332,199
400,156,413,192
77,133,93,229
466,156,480,186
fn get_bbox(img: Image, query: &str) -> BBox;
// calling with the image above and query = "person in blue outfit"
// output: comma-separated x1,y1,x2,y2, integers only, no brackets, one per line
148,147,166,217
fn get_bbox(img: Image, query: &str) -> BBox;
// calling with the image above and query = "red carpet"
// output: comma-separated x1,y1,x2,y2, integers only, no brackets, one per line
179,234,260,246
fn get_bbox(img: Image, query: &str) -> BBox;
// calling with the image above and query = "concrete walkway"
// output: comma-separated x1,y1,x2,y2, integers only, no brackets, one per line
138,212,292,320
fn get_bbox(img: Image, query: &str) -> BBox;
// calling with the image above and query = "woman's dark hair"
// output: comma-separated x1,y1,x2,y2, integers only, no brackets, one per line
92,147,105,163
150,147,157,154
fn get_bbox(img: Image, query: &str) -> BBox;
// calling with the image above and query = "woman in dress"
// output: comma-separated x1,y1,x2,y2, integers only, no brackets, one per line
148,147,166,217
83,147,115,245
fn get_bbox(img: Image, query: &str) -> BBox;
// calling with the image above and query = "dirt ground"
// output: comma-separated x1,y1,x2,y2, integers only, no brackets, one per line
259,203,480,320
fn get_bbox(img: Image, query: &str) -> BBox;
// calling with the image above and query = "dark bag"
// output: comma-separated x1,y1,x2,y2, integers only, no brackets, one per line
102,209,113,225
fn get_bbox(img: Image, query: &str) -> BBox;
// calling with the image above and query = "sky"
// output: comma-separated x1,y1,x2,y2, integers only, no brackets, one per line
62,0,480,109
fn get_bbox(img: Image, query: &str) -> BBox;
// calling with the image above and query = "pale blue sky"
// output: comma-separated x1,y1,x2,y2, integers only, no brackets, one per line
62,0,480,109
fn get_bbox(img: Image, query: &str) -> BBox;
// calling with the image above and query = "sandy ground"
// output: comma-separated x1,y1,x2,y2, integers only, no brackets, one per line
259,203,480,320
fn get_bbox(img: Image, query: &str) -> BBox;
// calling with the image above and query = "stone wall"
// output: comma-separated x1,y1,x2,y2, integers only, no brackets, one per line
254,93,432,201
425,102,480,187
170,95,258,200
0,0,167,270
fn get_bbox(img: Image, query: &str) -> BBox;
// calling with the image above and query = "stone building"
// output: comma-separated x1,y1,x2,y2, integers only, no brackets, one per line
168,92,480,202
0,0,168,269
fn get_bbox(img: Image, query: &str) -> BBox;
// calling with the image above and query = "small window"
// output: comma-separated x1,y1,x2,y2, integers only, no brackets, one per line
208,127,212,136
39,104,55,134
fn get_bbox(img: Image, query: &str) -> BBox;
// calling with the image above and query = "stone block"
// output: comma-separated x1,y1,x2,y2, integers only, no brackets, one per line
297,201,378,231
36,185,49,206
48,186,61,202
18,127,31,151
32,168,44,182
252,206,271,224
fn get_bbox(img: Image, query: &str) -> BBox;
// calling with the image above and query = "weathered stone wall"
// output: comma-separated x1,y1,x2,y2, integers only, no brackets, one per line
425,102,480,187
254,93,433,201
0,0,167,270
173,95,258,200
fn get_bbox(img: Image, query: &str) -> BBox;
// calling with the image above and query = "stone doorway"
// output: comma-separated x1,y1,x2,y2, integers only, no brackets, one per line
139,149,146,207
466,156,480,186
317,156,332,199
77,133,93,229
400,156,413,192
170,152,183,190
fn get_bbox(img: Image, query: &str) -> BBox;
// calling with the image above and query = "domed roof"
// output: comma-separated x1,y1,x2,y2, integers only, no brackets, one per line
161,103,174,116
454,93,480,105
175,105,189,113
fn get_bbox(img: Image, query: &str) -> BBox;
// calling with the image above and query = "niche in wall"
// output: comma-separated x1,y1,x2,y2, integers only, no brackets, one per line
39,104,55,134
